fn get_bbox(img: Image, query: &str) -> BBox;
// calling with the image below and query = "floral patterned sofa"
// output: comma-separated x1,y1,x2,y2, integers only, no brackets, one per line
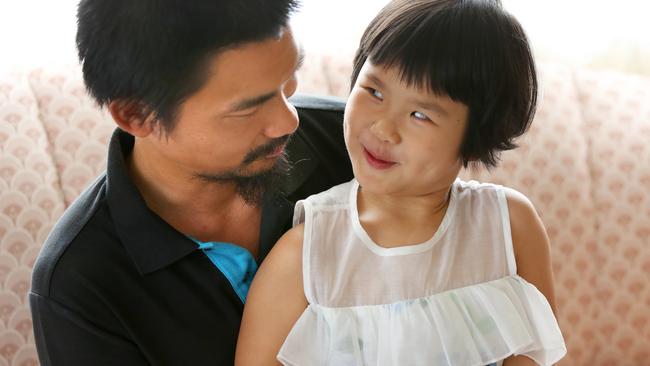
0,55,649,365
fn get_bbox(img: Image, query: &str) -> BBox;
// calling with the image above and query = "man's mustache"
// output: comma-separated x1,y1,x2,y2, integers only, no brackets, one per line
242,134,292,165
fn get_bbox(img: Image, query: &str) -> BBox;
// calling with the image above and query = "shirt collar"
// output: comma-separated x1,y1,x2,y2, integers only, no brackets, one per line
105,128,318,274
106,129,197,274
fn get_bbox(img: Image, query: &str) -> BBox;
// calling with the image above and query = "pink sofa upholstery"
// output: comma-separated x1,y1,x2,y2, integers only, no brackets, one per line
0,57,648,365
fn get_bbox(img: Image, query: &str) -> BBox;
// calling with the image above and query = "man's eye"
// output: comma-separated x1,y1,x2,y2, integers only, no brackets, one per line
232,108,258,118
411,111,431,121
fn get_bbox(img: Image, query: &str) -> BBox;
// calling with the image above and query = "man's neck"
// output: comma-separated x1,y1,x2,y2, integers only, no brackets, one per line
127,139,262,257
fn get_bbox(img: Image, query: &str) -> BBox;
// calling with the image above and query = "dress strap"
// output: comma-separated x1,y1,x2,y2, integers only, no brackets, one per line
497,187,518,276
294,199,316,304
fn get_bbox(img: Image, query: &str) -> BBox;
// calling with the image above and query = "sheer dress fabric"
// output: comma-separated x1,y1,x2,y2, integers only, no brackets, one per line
278,179,566,366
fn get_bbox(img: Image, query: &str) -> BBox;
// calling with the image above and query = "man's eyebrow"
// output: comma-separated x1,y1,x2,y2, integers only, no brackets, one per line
229,91,277,113
228,47,304,114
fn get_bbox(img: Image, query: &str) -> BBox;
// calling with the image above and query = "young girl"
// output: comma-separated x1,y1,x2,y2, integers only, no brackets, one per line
236,0,566,365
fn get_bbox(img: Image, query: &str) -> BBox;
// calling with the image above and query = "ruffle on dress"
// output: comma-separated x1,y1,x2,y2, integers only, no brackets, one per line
278,275,566,366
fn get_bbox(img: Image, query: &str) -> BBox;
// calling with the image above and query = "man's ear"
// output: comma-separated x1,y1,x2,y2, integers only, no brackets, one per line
108,100,158,138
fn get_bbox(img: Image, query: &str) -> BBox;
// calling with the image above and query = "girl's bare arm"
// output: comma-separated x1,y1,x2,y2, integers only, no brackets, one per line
235,224,307,366
503,189,558,366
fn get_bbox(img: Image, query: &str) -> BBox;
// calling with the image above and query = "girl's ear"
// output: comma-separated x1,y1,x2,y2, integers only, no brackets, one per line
108,100,158,138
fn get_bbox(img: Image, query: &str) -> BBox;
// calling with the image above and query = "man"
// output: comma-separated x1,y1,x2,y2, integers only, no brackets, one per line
29,1,352,365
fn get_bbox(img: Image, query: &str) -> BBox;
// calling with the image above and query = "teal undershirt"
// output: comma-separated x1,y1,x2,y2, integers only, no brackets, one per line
188,236,258,303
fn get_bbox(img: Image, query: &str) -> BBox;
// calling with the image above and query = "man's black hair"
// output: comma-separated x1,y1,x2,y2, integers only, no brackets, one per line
77,0,300,131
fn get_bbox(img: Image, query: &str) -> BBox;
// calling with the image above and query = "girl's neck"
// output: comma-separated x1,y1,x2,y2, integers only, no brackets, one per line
359,187,451,220
356,182,454,248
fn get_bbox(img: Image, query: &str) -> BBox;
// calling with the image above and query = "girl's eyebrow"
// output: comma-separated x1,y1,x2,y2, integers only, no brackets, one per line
366,74,387,90
366,71,450,118
412,98,449,118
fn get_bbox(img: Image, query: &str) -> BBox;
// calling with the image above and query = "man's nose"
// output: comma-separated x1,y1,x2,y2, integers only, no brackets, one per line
265,97,299,139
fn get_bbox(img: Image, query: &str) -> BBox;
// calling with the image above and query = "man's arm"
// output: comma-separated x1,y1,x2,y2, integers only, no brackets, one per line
235,224,308,366
30,292,149,366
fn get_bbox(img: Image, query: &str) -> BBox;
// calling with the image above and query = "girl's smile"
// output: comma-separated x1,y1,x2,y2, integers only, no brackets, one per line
363,146,397,170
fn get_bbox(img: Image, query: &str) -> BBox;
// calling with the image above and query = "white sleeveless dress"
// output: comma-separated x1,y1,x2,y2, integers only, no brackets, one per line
277,179,566,366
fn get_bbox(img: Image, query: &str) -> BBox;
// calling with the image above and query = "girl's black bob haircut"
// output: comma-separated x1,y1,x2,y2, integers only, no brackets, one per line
351,0,538,168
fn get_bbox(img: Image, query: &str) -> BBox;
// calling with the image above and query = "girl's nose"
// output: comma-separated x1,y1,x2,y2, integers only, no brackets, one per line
369,118,400,144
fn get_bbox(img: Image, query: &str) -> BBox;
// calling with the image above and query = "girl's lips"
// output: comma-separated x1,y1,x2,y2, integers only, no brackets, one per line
363,148,396,170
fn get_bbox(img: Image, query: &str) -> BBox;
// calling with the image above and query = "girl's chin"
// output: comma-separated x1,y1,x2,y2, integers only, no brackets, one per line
355,173,393,192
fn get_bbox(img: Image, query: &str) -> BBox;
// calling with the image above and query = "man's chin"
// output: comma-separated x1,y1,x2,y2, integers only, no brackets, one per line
196,155,291,207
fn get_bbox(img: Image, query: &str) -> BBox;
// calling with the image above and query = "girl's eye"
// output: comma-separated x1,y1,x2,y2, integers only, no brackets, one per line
412,111,430,121
366,87,384,101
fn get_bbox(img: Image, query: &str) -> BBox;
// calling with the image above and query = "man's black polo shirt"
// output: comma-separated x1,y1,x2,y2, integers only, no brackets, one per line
30,95,353,366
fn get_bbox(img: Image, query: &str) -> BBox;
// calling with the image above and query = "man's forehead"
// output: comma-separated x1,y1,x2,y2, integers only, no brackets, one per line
214,26,296,62
186,28,301,111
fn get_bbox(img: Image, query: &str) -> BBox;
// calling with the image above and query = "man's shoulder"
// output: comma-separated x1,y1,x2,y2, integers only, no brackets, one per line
291,94,346,137
285,95,353,202
290,94,347,149
31,173,112,296
290,94,346,113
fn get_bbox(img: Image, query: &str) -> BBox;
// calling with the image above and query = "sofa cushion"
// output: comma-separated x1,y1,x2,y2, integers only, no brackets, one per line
27,67,114,207
0,71,59,366
574,69,650,364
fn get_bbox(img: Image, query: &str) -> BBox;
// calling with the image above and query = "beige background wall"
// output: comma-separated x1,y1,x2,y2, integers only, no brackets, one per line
1,1,649,77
